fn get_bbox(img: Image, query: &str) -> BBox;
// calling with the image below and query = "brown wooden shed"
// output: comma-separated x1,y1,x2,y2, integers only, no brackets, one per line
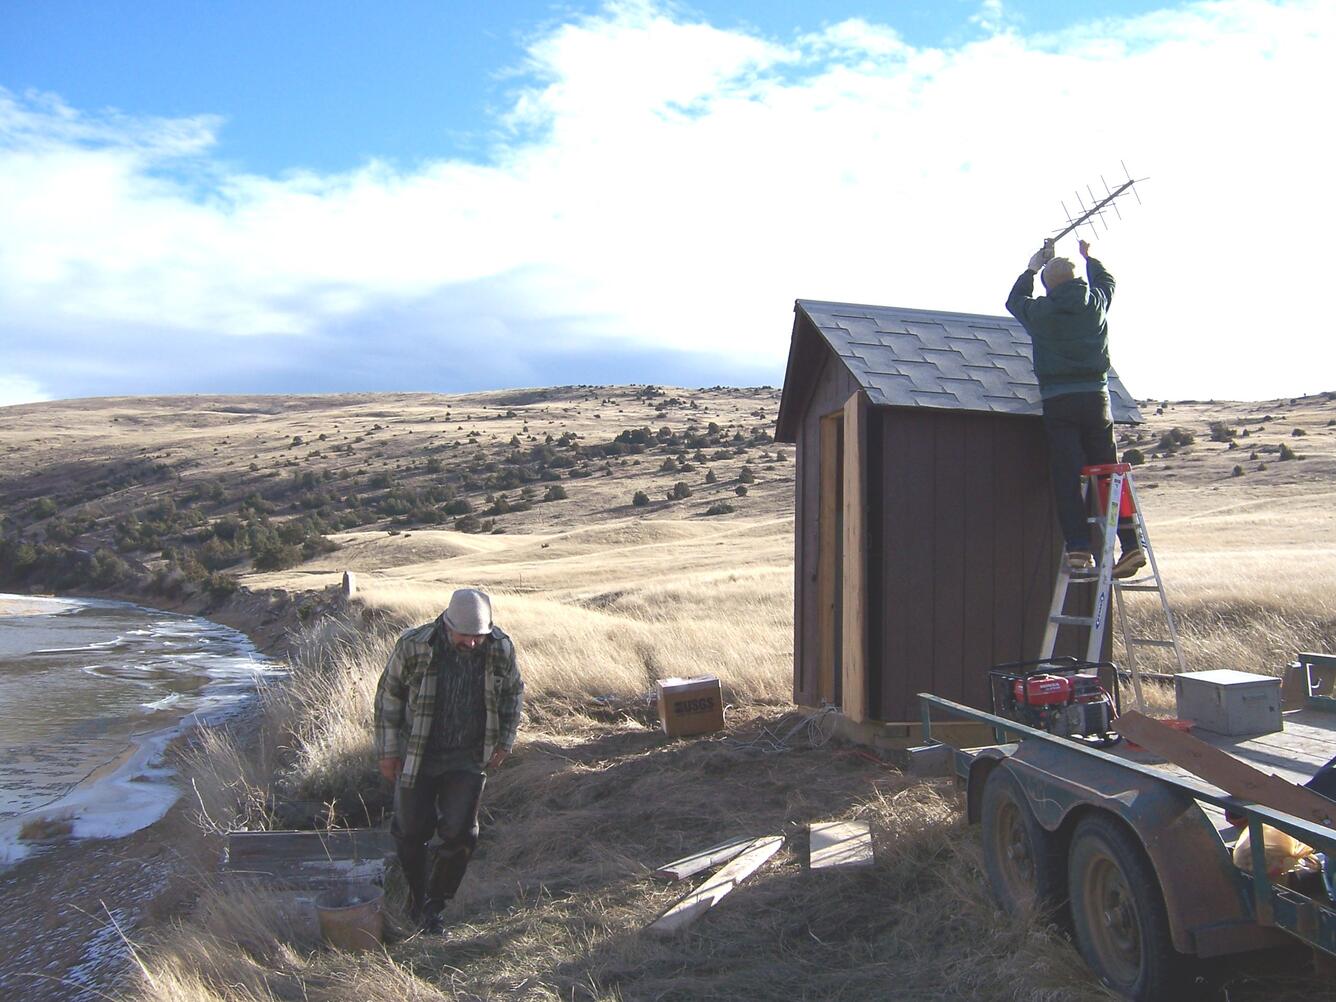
775,299,1141,724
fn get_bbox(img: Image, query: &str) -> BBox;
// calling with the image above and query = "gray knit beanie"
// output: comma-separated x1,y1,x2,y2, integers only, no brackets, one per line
443,588,492,635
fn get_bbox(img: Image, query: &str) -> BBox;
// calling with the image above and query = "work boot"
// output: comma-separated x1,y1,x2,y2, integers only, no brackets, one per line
1112,548,1146,580
418,899,446,935
1066,549,1095,572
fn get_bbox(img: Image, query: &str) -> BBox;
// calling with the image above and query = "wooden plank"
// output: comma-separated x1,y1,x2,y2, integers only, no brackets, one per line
817,412,842,706
646,835,784,936
1114,711,1336,827
841,391,867,723
224,829,394,868
793,398,816,704
653,836,755,882
809,821,874,870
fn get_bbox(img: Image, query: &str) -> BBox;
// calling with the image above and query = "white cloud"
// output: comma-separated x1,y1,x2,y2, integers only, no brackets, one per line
1,0,1333,400
0,374,51,407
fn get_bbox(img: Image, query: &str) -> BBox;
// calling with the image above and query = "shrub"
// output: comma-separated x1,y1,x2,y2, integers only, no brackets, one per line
1156,427,1195,453
544,485,568,502
1232,465,1244,477
735,484,749,497
29,498,58,520
670,481,692,500
90,548,131,587
1123,447,1146,466
705,501,736,516
1292,427,1307,437
455,514,483,533
704,470,717,484
252,540,303,571
1279,443,1298,461
204,572,239,599
632,491,650,507
738,466,757,484
1208,421,1236,443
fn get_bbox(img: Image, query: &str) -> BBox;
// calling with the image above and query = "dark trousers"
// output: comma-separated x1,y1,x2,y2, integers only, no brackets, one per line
392,770,486,917
1041,391,1138,554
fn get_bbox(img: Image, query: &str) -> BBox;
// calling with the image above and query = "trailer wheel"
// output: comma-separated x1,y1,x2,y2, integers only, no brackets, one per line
1068,814,1187,1001
980,766,1065,916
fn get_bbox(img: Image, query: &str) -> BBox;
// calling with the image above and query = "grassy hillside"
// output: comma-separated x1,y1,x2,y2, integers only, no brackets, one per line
2,386,1335,1001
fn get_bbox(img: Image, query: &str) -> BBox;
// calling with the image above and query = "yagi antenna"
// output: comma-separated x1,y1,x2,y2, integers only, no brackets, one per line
1050,162,1147,244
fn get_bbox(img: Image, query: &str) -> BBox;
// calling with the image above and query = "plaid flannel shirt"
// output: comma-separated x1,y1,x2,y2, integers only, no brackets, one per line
373,618,524,789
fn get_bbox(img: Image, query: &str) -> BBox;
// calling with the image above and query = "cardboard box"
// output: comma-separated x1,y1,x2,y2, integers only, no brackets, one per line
1175,669,1282,736
657,676,724,737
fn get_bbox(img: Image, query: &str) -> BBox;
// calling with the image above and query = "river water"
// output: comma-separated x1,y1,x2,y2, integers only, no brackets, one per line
0,594,279,867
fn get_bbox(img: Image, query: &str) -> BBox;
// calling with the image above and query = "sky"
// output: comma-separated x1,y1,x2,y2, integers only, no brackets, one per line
1,0,1332,405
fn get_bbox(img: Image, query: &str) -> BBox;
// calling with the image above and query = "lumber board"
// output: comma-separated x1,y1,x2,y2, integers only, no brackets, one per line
221,833,390,871
653,836,755,882
646,836,783,936
809,821,874,870
1114,711,1336,827
841,391,867,723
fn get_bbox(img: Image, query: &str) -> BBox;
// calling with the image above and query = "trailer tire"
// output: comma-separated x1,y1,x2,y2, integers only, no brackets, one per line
980,766,1065,917
1068,813,1188,1001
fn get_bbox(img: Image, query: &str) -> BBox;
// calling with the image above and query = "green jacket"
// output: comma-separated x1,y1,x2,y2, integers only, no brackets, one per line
1005,257,1114,394
373,618,524,789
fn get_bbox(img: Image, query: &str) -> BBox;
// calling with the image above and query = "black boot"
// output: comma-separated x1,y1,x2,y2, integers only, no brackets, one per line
397,844,429,921
419,898,446,934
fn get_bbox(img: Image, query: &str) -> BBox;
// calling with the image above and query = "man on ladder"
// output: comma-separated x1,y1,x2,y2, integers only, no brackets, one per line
1006,238,1146,579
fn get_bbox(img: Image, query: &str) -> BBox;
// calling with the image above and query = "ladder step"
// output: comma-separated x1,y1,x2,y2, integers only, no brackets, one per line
1129,638,1178,648
1116,583,1162,592
1050,614,1096,626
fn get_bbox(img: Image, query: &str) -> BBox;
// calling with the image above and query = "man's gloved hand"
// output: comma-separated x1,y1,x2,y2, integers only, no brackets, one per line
1078,239,1092,259
1027,238,1055,273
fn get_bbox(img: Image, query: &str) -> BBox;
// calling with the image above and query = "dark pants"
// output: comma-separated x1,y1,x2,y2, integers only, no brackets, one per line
392,770,486,917
1041,391,1138,554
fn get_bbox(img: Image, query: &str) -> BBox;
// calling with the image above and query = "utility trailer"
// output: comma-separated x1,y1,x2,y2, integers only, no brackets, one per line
917,679,1336,1002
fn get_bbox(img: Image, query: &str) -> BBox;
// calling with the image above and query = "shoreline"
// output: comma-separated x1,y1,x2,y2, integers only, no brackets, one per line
0,580,318,1001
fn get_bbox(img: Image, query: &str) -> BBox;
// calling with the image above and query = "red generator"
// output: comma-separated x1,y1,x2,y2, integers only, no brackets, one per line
988,658,1122,747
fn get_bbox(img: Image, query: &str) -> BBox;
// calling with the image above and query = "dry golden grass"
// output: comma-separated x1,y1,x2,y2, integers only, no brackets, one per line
132,512,1336,1002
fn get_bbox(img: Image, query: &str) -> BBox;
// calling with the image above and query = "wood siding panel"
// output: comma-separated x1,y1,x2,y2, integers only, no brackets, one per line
893,412,939,721
931,416,967,704
960,416,997,711
991,421,1028,666
841,390,868,722
879,412,913,721
877,410,1070,721
792,349,856,708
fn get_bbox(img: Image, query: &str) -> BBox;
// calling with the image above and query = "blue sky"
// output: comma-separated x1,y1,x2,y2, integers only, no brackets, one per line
3,1,1173,175
2,0,1333,403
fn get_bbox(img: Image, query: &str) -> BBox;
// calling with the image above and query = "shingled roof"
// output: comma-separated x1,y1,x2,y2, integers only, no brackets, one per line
775,299,1141,441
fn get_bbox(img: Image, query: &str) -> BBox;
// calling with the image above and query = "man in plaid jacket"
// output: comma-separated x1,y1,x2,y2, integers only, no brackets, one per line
374,588,524,932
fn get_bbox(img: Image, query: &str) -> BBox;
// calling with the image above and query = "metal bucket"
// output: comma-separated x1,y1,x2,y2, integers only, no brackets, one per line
315,884,384,951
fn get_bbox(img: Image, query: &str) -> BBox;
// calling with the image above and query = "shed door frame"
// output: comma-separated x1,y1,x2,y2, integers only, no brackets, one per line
817,410,843,707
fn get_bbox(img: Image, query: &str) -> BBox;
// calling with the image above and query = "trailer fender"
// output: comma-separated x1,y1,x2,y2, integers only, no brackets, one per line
965,747,1012,825
1004,740,1281,958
